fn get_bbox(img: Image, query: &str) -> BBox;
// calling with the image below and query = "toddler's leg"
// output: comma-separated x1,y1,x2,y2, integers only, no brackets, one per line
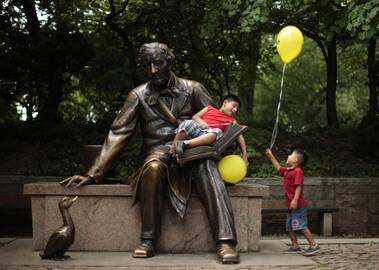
301,228,320,256
301,228,316,246
288,230,299,248
185,133,217,148
284,209,303,253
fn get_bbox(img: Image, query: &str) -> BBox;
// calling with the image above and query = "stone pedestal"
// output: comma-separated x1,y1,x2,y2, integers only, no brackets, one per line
24,180,269,252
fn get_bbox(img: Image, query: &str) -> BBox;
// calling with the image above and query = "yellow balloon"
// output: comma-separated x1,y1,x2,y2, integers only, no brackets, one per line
218,155,247,183
277,26,304,64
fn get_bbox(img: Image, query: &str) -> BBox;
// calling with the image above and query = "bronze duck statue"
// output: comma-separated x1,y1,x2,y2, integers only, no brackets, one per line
40,196,78,260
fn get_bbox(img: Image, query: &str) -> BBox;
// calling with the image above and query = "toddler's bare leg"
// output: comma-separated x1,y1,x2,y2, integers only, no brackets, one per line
301,228,317,247
288,230,299,248
186,133,217,148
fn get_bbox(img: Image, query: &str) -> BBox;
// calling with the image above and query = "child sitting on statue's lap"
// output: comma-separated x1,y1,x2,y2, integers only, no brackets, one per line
171,94,248,166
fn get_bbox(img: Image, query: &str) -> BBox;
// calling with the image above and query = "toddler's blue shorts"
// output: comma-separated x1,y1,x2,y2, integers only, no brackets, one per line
286,207,308,231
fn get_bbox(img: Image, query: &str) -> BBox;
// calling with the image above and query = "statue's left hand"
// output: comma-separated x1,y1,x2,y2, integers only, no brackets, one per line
60,175,93,188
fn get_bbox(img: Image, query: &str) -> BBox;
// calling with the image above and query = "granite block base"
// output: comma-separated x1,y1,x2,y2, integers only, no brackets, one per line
24,180,269,252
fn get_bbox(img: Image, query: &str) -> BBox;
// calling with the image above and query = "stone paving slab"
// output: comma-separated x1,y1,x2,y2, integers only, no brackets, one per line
281,237,379,245
0,238,15,244
0,239,315,269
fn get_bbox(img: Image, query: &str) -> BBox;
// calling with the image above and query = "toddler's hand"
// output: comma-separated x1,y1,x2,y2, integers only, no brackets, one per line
265,148,272,157
290,200,298,209
199,122,208,129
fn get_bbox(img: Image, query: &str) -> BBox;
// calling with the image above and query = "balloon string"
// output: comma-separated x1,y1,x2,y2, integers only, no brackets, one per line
269,63,286,149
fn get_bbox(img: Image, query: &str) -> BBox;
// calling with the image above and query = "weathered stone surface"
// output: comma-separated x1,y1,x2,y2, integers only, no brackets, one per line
335,184,379,195
31,196,45,250
248,198,262,251
335,194,368,208
25,182,269,252
262,200,284,208
1,175,377,236
369,195,379,214
24,180,269,197
305,200,335,208
304,186,335,200
254,178,379,236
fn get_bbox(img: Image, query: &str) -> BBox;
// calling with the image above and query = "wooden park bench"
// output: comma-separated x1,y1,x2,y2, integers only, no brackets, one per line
262,207,339,236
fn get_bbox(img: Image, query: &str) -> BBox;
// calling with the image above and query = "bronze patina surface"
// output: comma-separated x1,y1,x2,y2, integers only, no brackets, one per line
60,42,239,263
40,196,78,260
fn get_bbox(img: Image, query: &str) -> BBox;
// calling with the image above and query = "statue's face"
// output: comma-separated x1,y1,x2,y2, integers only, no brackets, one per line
141,47,171,89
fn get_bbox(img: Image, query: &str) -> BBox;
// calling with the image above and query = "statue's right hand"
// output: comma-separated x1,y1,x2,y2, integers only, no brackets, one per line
59,175,93,188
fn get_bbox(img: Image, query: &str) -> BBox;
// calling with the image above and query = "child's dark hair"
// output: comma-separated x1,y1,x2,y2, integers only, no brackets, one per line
222,94,241,107
293,148,309,167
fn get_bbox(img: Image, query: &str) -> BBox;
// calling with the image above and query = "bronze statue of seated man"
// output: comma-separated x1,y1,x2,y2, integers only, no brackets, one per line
61,42,241,264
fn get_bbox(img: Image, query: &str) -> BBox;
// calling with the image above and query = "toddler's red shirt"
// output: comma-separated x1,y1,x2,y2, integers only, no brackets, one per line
279,166,306,208
200,105,235,132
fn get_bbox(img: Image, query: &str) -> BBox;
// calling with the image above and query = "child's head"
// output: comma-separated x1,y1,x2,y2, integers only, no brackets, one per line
286,148,308,167
220,94,241,116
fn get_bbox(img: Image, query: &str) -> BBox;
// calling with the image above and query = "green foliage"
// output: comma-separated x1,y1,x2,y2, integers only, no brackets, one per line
244,126,379,177
346,0,379,40
0,0,378,177
1,123,378,177
255,37,327,130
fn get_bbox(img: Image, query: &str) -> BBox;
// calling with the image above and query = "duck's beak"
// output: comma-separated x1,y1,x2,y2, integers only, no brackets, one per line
72,196,78,202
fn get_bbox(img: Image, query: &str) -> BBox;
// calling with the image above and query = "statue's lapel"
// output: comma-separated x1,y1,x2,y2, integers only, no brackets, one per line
145,83,178,126
144,75,189,127
171,77,189,120
156,99,178,126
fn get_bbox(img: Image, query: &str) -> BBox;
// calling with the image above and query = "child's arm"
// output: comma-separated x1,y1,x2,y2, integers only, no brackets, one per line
192,107,209,128
291,169,304,209
237,134,249,166
265,149,281,171
290,186,302,209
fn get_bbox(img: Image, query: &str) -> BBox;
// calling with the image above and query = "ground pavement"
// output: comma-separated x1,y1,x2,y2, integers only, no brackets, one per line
0,238,378,270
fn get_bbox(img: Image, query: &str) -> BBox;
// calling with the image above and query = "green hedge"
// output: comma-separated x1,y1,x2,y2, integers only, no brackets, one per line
1,122,378,177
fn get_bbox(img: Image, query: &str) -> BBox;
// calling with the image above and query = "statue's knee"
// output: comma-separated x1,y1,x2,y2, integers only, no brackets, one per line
147,161,162,171
143,160,167,180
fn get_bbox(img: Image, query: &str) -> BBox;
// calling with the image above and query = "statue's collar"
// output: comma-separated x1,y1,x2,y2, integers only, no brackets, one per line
145,73,182,105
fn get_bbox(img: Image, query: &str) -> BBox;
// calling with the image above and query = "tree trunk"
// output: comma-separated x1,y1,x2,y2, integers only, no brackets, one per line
239,31,261,122
326,38,339,127
20,0,40,38
26,93,34,121
105,0,140,86
37,70,63,121
367,37,378,120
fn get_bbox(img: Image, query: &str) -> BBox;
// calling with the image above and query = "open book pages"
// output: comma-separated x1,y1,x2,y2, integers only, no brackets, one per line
177,122,248,165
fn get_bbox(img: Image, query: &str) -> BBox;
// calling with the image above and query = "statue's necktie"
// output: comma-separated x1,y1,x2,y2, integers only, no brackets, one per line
146,87,180,106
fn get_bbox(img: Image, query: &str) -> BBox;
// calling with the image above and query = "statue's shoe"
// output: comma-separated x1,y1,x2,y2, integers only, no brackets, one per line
216,242,240,264
133,240,155,258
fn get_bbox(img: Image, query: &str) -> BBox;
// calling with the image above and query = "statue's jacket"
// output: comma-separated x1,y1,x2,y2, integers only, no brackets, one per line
86,73,212,217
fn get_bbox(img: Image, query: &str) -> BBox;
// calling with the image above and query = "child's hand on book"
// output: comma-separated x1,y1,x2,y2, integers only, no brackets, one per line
243,156,249,167
199,121,208,129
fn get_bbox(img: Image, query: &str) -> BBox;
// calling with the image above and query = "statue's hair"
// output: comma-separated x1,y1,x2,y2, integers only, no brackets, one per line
137,42,175,65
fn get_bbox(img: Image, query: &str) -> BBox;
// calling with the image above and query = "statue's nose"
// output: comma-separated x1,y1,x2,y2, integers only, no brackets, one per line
150,63,158,74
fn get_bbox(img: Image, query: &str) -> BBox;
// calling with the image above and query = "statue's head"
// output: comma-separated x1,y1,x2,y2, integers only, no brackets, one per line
59,196,78,209
137,42,175,89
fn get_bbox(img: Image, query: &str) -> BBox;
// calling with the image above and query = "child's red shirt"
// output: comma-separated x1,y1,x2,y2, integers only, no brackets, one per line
278,166,306,208
200,105,235,132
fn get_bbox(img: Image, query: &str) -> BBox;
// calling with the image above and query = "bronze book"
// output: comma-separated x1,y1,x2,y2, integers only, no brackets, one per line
176,122,248,165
